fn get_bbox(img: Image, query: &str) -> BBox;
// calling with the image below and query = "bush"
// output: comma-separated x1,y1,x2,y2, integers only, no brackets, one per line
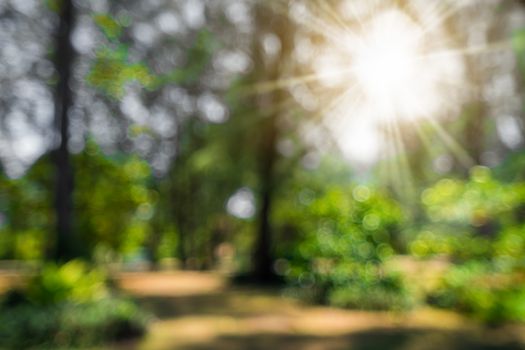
328,270,414,310
0,298,149,349
409,230,492,262
427,262,525,325
280,185,414,311
421,167,525,239
288,262,414,311
0,260,150,349
24,260,108,306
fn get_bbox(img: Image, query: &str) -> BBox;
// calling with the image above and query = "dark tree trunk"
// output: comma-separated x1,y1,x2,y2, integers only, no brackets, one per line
172,175,188,269
51,0,76,262
251,3,293,282
254,115,278,281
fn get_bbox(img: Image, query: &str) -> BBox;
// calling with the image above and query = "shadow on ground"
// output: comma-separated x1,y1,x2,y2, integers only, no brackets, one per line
182,329,525,350
133,289,292,320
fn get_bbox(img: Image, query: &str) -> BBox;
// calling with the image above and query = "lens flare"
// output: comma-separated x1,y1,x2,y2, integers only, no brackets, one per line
248,0,514,176
300,2,474,171
319,7,467,124
352,10,426,119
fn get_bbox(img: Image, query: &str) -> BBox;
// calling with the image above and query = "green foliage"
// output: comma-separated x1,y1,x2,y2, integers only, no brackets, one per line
88,13,216,99
0,298,149,349
412,165,525,324
88,13,152,96
75,142,154,256
414,166,525,262
421,166,522,230
428,262,525,325
23,260,107,306
287,184,404,264
93,14,124,40
278,180,411,310
87,14,155,97
493,224,525,263
0,161,54,260
328,268,414,311
496,149,525,182
409,230,492,261
0,260,149,348
277,162,525,317
286,261,413,310
87,47,155,98
0,144,155,260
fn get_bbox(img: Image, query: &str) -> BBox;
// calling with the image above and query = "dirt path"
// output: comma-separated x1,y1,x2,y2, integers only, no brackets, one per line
114,271,525,350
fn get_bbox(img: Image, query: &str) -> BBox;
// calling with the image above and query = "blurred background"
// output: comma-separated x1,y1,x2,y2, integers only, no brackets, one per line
1,0,525,349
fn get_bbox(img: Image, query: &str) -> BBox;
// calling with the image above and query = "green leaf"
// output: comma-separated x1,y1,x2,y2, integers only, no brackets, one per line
87,48,155,98
94,14,123,40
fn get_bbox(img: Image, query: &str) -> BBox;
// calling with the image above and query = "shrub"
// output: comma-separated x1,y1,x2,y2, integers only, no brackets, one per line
421,167,525,240
24,260,108,306
409,230,492,262
288,261,414,311
0,298,149,349
427,262,525,325
281,185,414,311
328,270,414,310
0,260,150,349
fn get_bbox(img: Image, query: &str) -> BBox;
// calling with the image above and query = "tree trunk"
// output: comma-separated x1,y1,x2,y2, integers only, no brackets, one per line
254,115,278,281
51,0,76,262
251,2,293,282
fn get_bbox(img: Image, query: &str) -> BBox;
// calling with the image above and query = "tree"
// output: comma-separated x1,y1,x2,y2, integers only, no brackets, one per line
250,2,295,281
51,0,76,261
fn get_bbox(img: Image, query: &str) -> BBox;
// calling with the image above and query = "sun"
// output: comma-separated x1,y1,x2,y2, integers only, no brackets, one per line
324,7,467,125
351,10,426,119
298,4,471,166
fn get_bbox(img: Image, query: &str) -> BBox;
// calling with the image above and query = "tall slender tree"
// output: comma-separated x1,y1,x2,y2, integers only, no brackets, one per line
251,2,294,281
51,0,76,261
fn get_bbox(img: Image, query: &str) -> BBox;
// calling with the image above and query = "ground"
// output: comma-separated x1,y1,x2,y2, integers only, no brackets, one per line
112,271,525,350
